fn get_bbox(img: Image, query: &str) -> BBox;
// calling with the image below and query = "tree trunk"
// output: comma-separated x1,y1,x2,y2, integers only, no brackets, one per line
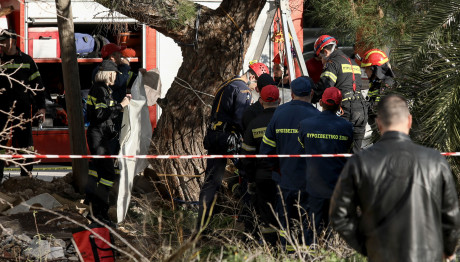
94,0,267,201
55,0,88,193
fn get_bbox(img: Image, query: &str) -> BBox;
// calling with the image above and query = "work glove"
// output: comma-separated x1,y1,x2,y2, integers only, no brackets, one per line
227,133,242,153
247,182,256,195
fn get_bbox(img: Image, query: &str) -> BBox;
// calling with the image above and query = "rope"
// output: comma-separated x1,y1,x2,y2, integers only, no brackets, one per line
219,7,243,34
173,77,213,108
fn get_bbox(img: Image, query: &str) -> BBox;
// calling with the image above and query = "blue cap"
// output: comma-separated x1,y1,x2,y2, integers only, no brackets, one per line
291,76,313,97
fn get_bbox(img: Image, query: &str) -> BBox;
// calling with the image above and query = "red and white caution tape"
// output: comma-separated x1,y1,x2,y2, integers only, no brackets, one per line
0,152,459,159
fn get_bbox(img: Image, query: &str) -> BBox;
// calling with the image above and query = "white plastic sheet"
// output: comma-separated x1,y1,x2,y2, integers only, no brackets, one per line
117,73,153,223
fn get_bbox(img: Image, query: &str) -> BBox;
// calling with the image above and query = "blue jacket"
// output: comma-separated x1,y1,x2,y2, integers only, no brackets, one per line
260,100,320,190
298,110,353,198
209,76,252,133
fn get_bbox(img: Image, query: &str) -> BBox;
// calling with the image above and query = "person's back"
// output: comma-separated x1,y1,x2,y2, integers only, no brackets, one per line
330,95,460,262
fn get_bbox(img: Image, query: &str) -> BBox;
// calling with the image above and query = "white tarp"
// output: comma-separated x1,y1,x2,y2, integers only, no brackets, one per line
117,73,153,223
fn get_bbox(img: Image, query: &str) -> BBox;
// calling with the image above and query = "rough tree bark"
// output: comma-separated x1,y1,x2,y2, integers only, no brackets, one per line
94,0,267,201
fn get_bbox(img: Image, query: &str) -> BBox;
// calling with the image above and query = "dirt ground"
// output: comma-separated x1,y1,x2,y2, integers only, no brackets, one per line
0,174,138,261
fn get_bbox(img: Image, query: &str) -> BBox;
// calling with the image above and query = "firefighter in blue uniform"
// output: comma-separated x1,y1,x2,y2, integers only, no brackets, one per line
0,29,46,182
312,35,367,153
298,87,353,245
85,60,131,225
197,63,265,232
259,76,320,250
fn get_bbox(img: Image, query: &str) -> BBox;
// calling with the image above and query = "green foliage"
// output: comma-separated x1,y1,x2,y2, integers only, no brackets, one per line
305,0,420,50
391,1,460,176
152,0,197,30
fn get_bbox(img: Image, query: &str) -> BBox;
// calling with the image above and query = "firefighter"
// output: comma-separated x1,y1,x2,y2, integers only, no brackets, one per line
242,72,274,131
298,87,353,245
196,63,262,232
0,29,46,181
312,35,367,153
85,60,131,225
259,76,320,250
240,84,280,242
92,43,137,155
360,49,395,137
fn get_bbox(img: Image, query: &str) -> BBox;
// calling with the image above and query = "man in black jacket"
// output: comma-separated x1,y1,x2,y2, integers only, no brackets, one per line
330,94,460,262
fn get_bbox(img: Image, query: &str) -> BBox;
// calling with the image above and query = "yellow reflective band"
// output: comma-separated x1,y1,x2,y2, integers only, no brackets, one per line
320,71,337,82
95,103,108,109
212,121,223,130
260,227,277,234
262,135,276,148
231,183,239,193
115,169,120,175
0,149,5,154
110,100,116,106
29,71,41,81
279,230,287,238
99,178,114,187
2,63,31,69
88,169,98,178
276,129,298,134
298,136,304,148
342,64,362,74
252,127,266,139
126,71,134,87
234,169,239,175
286,245,295,251
305,133,349,140
241,143,256,152
87,95,97,105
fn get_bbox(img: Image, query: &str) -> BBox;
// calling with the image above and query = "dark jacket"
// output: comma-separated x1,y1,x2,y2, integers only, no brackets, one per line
259,100,319,190
241,100,264,132
313,49,362,103
241,107,276,182
298,110,353,198
208,76,252,134
329,131,460,262
86,82,123,138
0,50,45,116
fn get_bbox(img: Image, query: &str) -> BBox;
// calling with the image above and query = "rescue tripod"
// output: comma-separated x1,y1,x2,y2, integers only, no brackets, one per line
252,0,309,103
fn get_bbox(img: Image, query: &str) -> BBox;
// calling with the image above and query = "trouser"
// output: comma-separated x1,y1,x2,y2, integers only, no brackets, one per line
254,178,278,227
305,195,331,245
341,99,368,153
0,117,34,182
275,188,309,248
197,156,227,231
85,127,119,221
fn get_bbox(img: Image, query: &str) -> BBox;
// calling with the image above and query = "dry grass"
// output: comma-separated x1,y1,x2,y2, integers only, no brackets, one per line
116,185,366,262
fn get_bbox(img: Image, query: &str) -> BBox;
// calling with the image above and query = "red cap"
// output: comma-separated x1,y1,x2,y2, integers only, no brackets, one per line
260,85,279,102
101,43,126,58
321,87,342,106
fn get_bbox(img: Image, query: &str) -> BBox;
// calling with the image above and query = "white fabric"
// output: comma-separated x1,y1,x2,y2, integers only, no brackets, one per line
117,73,153,223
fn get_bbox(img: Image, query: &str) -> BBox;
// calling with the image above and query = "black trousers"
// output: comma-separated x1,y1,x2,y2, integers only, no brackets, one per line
85,126,118,217
305,195,331,245
254,178,278,227
341,99,368,153
0,116,34,181
197,155,227,231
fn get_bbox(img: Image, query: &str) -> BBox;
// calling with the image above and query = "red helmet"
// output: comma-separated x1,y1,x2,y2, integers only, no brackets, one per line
361,49,389,67
249,62,269,77
314,35,337,56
